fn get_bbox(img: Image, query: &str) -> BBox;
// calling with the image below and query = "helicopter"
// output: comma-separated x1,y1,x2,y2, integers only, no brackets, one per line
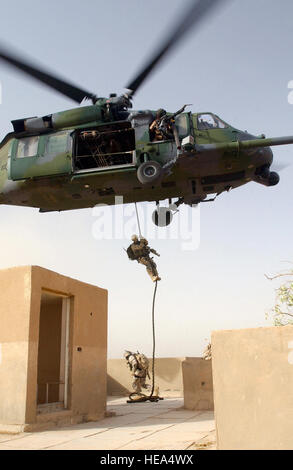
0,0,292,227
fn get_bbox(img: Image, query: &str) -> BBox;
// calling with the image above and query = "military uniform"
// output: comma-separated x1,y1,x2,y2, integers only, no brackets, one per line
124,350,150,394
203,343,212,361
149,105,188,142
149,108,173,141
127,235,161,282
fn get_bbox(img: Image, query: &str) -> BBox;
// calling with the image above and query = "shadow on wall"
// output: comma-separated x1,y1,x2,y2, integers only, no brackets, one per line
107,375,130,397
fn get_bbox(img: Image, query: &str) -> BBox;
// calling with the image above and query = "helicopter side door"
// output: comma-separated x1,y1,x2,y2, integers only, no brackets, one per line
136,112,192,167
9,130,72,181
72,122,136,173
153,113,192,164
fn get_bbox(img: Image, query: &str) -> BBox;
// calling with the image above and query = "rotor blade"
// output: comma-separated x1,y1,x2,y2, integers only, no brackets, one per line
0,44,97,103
126,0,229,95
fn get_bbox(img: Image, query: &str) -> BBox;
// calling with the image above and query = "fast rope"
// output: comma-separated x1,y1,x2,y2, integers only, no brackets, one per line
150,279,158,398
128,280,162,403
127,204,163,403
134,202,142,239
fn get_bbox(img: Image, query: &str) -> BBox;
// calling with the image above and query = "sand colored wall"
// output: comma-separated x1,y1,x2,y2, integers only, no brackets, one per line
212,325,293,450
28,266,108,427
182,357,213,410
0,266,32,426
0,266,108,431
107,357,185,396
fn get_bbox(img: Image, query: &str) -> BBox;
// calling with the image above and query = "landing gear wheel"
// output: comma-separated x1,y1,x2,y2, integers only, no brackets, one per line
268,171,280,186
137,161,162,184
152,207,173,227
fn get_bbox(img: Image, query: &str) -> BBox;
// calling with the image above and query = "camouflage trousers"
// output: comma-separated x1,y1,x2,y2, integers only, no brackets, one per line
138,256,159,281
132,375,149,394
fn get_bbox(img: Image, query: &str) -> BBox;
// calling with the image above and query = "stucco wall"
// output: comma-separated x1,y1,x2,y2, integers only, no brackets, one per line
107,357,185,396
0,266,32,426
0,266,108,431
212,325,293,450
29,266,108,427
182,357,213,410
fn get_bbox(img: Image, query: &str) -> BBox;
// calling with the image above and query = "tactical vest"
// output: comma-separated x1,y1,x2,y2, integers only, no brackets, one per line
130,242,148,259
136,353,149,371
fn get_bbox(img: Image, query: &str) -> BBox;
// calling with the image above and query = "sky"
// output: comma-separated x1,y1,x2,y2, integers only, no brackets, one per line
1,0,293,358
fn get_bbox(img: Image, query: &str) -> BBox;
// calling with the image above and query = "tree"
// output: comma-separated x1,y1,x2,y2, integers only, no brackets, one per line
266,270,293,326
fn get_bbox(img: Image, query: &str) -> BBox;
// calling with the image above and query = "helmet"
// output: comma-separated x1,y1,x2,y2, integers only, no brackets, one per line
131,234,138,242
140,237,148,245
156,108,166,119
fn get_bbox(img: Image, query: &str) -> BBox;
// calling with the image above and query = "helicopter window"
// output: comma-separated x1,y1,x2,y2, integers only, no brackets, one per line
175,114,189,138
16,136,39,158
197,113,227,130
44,131,71,157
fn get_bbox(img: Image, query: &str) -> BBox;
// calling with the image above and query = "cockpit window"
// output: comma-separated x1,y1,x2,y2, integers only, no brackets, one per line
197,113,227,130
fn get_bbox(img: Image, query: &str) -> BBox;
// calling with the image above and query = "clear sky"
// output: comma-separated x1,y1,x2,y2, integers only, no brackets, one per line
1,0,293,358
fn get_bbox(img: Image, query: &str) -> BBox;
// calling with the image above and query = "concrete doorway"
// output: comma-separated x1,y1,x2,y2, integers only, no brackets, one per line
37,291,70,411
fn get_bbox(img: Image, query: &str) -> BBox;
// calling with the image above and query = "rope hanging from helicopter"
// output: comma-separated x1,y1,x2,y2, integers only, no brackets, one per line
128,279,158,403
134,202,142,239
127,203,162,403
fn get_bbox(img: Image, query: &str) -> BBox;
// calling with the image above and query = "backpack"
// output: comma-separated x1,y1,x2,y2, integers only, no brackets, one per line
126,245,137,260
136,353,149,371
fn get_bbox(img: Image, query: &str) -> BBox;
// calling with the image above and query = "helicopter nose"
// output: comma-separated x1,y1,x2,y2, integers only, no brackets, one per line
266,146,273,165
252,147,279,186
256,146,273,167
251,146,273,173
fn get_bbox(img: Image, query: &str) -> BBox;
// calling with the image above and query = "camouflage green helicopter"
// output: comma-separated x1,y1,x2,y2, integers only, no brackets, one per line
0,0,291,226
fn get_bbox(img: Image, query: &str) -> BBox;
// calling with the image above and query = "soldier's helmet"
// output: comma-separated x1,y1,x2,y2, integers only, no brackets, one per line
131,234,138,242
156,108,166,119
140,237,148,245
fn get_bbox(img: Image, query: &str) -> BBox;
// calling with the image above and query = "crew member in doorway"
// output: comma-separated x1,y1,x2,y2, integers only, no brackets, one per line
126,234,161,282
149,104,189,141
149,108,172,141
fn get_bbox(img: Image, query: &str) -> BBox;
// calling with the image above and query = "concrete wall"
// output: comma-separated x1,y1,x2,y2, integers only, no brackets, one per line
182,357,213,411
0,266,108,432
108,356,214,406
107,357,185,397
212,325,293,450
0,267,32,430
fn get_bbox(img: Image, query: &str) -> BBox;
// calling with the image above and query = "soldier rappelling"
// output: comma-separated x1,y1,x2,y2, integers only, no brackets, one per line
123,206,162,403
126,235,161,282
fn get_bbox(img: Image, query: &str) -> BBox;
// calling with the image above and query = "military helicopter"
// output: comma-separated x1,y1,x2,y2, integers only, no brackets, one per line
0,0,291,226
